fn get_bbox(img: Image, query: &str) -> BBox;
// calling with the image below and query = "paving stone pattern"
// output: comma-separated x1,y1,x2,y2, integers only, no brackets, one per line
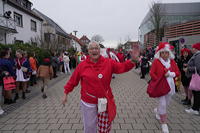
0,70,200,133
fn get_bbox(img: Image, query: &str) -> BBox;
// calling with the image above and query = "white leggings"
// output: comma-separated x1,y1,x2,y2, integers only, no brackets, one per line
64,62,71,74
158,93,172,115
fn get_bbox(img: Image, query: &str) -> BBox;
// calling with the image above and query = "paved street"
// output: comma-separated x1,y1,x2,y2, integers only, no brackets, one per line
0,70,200,133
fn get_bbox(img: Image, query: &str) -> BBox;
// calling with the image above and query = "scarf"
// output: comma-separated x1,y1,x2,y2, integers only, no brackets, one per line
16,58,26,69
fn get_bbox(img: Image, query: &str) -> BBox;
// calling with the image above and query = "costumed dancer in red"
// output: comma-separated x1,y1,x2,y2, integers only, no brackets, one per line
149,42,180,133
62,41,140,133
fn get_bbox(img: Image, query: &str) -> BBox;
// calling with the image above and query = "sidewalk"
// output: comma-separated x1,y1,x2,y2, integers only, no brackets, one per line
1,72,66,115
0,70,199,133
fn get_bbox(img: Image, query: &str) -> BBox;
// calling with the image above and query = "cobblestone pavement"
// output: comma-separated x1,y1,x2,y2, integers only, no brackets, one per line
0,70,200,133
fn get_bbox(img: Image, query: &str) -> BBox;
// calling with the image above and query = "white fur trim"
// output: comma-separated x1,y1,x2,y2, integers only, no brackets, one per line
154,47,175,59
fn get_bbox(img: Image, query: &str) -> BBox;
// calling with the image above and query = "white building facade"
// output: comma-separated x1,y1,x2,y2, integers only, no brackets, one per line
0,0,43,45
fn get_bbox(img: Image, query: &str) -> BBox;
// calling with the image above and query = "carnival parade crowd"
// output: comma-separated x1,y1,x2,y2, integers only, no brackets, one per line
0,41,200,133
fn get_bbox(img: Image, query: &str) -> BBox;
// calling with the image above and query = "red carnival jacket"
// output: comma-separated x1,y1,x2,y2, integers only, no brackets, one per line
64,55,135,104
150,59,180,81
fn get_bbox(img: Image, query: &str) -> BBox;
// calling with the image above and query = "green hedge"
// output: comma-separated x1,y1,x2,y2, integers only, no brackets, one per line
0,43,51,64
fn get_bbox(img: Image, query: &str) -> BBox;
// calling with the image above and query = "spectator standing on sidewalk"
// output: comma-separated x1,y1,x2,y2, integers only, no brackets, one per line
37,58,54,99
63,52,71,74
58,52,64,73
22,51,31,93
14,50,32,100
51,52,59,78
62,41,139,133
140,54,149,79
0,49,16,106
29,52,38,86
150,42,180,133
185,42,200,115
178,48,192,105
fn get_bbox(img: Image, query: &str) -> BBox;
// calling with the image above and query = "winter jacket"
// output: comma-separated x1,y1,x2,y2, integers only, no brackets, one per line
63,55,70,63
150,59,180,81
187,51,200,77
64,55,135,104
37,65,53,79
29,57,37,71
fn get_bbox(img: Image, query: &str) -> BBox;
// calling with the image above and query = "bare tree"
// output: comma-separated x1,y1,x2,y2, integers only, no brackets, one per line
91,34,104,43
124,35,131,42
149,1,165,46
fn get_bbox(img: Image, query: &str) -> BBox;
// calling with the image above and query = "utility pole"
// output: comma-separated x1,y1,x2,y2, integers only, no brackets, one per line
73,30,78,51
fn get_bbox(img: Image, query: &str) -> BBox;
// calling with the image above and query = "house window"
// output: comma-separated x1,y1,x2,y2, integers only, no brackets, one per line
14,12,23,27
31,20,37,31
15,40,24,44
44,33,50,43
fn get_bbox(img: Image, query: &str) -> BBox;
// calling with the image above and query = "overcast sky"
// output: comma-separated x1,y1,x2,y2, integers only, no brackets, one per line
31,0,199,48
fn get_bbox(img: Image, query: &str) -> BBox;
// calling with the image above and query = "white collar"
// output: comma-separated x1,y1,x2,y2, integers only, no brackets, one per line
159,58,171,69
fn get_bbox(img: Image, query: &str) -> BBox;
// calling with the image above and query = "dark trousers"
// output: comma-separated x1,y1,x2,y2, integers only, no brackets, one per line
141,67,146,78
30,74,37,85
53,67,57,77
192,90,200,111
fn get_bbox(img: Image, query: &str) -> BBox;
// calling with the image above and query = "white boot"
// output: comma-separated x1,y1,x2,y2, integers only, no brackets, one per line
0,107,4,115
154,108,160,120
161,124,169,133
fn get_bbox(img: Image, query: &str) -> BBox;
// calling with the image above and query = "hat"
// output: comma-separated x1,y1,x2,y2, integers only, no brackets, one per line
43,58,50,63
181,48,191,55
154,42,175,59
192,42,200,51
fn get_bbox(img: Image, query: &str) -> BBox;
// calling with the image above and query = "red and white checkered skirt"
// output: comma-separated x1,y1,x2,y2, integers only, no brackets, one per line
98,111,111,133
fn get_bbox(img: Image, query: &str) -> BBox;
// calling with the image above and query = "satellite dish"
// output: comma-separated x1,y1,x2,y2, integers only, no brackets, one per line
4,11,12,19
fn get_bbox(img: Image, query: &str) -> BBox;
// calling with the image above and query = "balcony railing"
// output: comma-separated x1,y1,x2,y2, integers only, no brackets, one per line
0,15,16,32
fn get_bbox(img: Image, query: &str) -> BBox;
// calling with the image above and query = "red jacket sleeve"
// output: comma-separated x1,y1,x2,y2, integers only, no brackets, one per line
111,59,135,74
171,59,180,77
64,64,81,94
150,59,159,81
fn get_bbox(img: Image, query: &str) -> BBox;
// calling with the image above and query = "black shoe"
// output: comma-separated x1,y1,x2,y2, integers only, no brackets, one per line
4,99,9,104
42,94,47,99
183,100,191,105
7,99,15,104
41,87,44,93
14,93,19,101
181,97,188,103
22,92,26,99
140,76,145,79
25,90,31,93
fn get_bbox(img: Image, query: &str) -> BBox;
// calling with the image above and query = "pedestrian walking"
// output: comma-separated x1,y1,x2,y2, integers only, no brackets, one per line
178,48,192,105
185,42,200,115
149,42,180,133
62,41,139,133
37,58,53,99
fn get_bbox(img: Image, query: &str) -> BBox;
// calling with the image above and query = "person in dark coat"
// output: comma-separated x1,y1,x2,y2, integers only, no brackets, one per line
178,48,192,105
185,43,200,115
140,54,149,79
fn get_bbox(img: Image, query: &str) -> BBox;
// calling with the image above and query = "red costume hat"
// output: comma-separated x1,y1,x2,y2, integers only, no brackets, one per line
154,42,175,59
181,48,191,55
192,42,200,51
43,58,50,63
